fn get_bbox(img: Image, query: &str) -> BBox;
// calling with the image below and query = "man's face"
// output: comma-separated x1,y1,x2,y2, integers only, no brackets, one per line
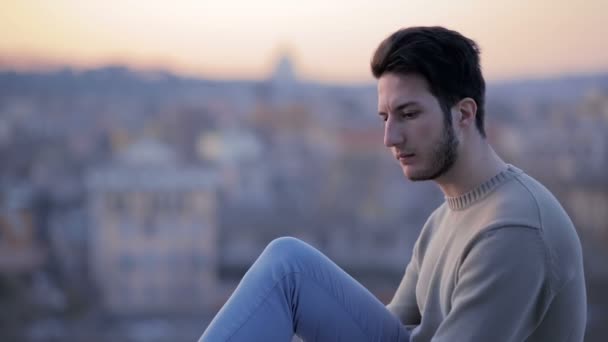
377,72,459,181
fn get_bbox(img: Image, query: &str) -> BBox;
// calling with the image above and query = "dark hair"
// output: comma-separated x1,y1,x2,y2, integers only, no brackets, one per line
371,26,486,137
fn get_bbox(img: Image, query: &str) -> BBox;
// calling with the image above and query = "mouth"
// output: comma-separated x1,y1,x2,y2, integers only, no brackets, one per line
397,153,416,164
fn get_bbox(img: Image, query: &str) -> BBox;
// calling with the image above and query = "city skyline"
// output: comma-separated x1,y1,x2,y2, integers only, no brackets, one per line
1,44,607,340
2,0,608,83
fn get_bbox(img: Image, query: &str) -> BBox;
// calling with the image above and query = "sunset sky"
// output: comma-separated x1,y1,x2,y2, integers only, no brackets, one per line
1,0,607,83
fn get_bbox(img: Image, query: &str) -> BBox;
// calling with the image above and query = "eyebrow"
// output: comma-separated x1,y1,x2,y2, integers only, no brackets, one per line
378,101,421,115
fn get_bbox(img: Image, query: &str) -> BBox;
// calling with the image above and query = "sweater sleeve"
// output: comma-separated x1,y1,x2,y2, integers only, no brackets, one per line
432,226,552,342
387,239,421,326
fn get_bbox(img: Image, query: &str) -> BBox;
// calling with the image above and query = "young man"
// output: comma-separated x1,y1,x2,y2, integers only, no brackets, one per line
199,26,587,341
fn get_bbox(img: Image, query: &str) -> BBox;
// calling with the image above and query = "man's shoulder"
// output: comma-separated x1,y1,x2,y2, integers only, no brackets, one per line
485,167,573,231
482,167,583,287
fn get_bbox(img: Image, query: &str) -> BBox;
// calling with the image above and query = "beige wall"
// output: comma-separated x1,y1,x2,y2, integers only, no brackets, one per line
90,187,218,314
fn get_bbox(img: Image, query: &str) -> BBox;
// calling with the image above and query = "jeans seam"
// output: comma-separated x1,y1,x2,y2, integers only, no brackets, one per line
224,270,378,342
297,271,380,341
224,271,299,342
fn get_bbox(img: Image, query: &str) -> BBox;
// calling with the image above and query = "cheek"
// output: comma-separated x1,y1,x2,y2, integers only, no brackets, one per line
417,123,433,139
413,121,436,148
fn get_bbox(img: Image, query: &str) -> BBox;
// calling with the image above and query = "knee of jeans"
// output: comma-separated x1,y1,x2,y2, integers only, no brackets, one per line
262,236,311,263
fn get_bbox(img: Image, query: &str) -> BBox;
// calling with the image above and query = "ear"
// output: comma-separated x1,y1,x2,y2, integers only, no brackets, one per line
455,97,477,130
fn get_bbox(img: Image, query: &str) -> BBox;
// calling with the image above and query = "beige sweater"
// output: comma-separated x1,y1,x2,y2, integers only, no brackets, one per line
388,165,587,341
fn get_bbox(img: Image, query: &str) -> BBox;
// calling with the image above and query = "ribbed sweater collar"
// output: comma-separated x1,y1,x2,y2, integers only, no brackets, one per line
445,164,522,211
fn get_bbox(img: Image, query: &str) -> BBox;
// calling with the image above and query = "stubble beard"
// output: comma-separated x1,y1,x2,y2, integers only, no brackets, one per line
407,119,459,181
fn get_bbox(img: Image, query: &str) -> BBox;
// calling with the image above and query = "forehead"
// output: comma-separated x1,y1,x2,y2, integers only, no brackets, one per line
377,73,435,111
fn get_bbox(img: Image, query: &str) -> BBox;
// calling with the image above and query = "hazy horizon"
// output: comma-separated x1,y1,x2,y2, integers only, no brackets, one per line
2,0,608,84
2,59,608,87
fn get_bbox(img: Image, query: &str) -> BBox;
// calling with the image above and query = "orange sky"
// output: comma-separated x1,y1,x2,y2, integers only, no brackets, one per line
1,0,607,83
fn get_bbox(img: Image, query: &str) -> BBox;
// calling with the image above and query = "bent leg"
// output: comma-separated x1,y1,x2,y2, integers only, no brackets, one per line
199,237,409,342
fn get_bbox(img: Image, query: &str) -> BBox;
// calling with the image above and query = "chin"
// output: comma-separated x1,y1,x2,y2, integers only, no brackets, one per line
405,159,458,181
402,164,435,182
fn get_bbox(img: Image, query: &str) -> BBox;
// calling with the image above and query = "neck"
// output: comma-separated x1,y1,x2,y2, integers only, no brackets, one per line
435,136,507,198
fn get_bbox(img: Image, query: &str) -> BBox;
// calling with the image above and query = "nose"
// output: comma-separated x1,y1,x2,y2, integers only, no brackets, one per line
383,118,404,148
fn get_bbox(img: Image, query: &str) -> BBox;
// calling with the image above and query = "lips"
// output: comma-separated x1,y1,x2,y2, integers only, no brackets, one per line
397,153,416,164
397,153,415,159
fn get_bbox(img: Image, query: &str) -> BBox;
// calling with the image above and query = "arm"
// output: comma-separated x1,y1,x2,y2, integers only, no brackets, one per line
387,240,422,326
433,226,553,342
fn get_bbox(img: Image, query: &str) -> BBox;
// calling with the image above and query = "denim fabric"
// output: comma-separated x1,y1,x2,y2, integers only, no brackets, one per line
199,237,410,342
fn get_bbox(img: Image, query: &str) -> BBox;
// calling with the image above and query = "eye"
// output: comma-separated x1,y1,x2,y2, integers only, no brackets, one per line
401,111,419,119
378,113,388,122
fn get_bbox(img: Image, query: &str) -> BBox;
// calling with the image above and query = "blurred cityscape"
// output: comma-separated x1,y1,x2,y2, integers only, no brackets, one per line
1,55,607,341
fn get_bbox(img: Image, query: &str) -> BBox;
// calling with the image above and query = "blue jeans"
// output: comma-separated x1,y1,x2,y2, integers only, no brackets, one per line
199,237,410,341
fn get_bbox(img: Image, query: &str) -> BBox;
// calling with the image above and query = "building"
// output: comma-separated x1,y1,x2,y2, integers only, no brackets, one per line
0,185,46,275
86,139,219,314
